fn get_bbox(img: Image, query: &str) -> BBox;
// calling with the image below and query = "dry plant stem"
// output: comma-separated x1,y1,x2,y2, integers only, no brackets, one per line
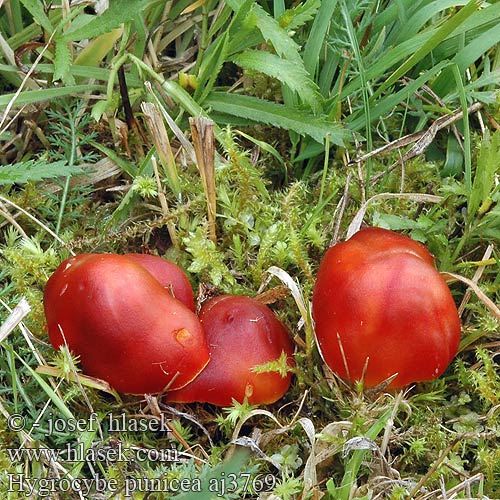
442,271,500,322
142,395,202,459
0,297,31,343
35,365,118,399
0,31,55,132
189,117,217,243
350,102,483,176
408,437,462,499
380,391,404,457
141,101,182,199
412,79,464,152
151,156,179,250
0,206,28,237
152,1,173,53
346,192,443,239
329,170,353,245
0,297,46,366
458,244,494,316
145,81,197,164
0,195,75,255
118,65,136,130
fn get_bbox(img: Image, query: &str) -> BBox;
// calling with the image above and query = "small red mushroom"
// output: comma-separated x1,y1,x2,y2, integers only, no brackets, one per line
124,253,195,311
44,254,209,394
312,227,461,388
167,295,294,406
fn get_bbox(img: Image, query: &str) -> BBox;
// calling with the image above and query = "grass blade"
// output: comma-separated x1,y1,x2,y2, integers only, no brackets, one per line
0,85,106,109
302,0,339,78
380,0,481,93
451,64,471,192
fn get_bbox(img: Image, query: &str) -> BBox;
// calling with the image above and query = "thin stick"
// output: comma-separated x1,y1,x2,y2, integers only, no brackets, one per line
442,271,500,322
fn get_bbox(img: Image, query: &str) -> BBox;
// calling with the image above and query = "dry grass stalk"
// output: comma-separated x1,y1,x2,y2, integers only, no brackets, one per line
458,244,494,316
35,364,119,399
141,101,182,200
346,192,443,239
443,271,500,322
189,117,217,243
151,156,179,250
0,297,31,344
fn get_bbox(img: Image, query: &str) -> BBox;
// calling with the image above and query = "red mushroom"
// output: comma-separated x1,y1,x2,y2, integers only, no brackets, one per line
167,295,294,406
124,253,195,311
312,227,461,388
44,254,209,394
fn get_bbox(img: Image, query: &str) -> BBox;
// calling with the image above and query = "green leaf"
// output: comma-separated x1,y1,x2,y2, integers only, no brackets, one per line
0,85,106,108
226,0,263,54
468,130,500,220
0,160,82,185
381,0,482,92
63,0,150,41
194,32,230,103
397,0,469,42
171,448,251,500
19,0,53,33
14,351,74,421
302,0,339,77
206,92,345,145
74,28,123,66
53,38,74,85
433,22,500,95
253,4,303,64
232,50,321,111
279,0,322,31
345,61,449,131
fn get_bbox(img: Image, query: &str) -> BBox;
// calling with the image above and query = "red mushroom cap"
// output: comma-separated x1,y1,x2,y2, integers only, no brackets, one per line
44,254,209,394
312,227,461,388
167,295,294,406
124,253,195,311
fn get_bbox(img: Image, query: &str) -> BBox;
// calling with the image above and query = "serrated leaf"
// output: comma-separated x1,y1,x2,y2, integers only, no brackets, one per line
0,160,82,185
279,0,322,30
232,50,321,111
63,0,150,41
20,0,53,32
206,92,344,145
53,38,74,85
253,4,302,64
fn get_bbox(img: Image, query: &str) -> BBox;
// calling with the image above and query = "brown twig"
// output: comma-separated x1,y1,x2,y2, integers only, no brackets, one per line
349,102,484,184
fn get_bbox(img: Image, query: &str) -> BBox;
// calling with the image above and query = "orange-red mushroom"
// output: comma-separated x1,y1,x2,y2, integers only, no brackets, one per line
44,254,209,394
312,227,461,388
124,253,195,311
167,295,294,406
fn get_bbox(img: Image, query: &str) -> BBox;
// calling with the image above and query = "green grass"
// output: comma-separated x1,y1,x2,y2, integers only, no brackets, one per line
1,0,500,499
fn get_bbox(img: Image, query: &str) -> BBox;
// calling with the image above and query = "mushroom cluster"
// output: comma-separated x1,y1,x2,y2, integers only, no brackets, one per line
44,253,294,404
44,227,462,403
